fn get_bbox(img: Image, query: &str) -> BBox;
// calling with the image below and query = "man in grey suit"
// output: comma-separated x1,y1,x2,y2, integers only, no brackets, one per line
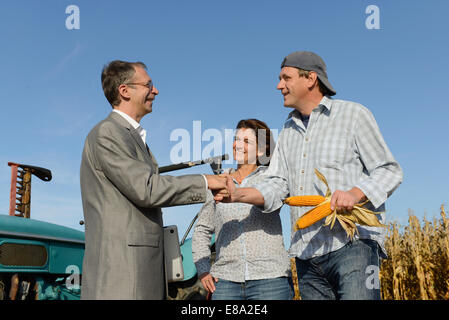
80,60,226,300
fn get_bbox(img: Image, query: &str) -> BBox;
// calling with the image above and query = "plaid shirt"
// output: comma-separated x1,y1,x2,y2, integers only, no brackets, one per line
192,166,291,282
255,96,403,260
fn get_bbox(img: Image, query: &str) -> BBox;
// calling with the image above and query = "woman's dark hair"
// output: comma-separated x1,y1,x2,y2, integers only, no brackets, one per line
236,119,275,166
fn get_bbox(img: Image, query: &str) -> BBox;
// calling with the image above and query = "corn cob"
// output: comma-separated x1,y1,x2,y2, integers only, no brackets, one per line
285,169,384,238
295,202,332,230
284,195,325,206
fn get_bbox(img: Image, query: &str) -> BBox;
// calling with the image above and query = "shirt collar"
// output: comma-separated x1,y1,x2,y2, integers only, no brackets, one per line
113,109,140,129
225,165,267,184
112,109,147,143
286,95,333,121
319,95,333,111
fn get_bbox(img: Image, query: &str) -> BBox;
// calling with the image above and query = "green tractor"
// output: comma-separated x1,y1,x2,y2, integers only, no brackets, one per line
0,163,84,300
0,157,222,300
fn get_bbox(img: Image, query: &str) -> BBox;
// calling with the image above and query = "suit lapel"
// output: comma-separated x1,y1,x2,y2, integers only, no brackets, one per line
108,112,153,164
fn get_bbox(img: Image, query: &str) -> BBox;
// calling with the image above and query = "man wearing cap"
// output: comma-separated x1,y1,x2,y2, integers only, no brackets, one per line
215,51,403,300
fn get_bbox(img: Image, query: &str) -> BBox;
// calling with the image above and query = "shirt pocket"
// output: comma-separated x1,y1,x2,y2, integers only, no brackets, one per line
313,126,355,166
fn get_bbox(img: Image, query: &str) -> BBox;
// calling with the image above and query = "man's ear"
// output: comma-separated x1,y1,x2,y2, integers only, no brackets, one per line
307,71,319,90
118,84,131,100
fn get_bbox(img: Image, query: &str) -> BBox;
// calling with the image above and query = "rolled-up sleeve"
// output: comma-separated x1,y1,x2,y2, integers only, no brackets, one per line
254,131,290,213
192,190,216,275
354,107,403,209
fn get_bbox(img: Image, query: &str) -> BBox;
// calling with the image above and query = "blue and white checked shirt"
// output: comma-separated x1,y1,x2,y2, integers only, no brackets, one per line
255,96,403,260
192,166,291,283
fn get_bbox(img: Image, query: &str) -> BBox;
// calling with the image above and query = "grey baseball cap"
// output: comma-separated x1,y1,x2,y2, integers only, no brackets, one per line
281,51,336,96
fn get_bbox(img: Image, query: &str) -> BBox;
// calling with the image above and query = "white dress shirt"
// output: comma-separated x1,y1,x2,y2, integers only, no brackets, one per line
112,109,147,144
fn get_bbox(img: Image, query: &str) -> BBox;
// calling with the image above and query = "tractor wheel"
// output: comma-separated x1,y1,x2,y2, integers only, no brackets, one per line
167,245,216,300
180,278,208,300
167,276,208,300
0,280,5,300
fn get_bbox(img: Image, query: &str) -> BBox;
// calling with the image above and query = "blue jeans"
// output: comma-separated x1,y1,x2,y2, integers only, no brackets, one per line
211,277,293,300
295,238,381,300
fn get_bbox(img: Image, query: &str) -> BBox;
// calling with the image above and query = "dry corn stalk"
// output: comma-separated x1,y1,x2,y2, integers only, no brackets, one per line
290,258,301,300
380,206,449,300
286,169,386,239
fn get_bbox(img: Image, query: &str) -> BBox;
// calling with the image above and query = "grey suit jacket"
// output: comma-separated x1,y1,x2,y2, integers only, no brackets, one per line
80,112,206,300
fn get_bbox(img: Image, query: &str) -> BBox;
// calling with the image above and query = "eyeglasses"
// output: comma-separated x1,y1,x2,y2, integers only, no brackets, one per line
125,80,153,92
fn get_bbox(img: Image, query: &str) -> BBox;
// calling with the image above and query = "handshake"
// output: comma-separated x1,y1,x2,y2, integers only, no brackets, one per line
205,174,236,203
205,174,265,207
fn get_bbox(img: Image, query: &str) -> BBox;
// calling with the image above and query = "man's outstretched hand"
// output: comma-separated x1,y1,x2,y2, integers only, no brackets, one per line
211,174,265,206
213,174,235,203
205,174,228,192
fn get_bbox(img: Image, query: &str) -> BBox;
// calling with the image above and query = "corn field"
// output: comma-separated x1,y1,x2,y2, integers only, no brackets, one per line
291,205,449,300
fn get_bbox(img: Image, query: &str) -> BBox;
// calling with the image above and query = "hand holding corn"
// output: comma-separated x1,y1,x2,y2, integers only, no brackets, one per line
330,188,366,212
284,169,385,239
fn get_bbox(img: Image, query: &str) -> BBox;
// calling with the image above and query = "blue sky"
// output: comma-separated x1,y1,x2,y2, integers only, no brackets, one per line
1,0,448,246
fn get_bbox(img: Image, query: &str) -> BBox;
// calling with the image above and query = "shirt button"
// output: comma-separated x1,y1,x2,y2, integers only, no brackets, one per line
303,153,306,158
301,170,305,174
305,137,309,142
299,186,303,191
